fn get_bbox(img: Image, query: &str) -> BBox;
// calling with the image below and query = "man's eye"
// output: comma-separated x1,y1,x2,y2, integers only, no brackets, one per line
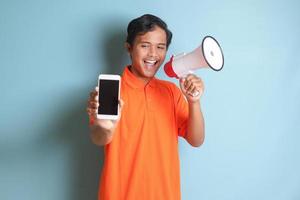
141,44,149,48
158,46,166,50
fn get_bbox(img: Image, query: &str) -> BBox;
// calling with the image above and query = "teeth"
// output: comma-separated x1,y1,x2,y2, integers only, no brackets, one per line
145,60,156,64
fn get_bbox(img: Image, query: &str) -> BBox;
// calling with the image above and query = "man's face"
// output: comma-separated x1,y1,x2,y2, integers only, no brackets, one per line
126,26,167,83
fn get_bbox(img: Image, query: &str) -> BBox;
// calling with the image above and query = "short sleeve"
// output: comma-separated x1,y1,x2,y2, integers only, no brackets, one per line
171,84,189,138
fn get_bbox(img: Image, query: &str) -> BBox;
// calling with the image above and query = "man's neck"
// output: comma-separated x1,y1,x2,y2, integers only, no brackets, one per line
128,66,153,85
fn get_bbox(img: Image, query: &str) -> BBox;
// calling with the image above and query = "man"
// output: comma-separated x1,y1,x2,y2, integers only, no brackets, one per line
87,14,205,200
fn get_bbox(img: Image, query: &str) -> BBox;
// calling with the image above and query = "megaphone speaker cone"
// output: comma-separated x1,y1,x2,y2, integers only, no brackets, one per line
202,36,224,71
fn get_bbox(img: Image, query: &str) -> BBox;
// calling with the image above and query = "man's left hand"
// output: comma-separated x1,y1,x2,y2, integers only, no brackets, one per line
179,74,205,103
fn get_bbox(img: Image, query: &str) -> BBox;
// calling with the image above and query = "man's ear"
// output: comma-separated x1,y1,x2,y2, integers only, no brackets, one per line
125,42,131,52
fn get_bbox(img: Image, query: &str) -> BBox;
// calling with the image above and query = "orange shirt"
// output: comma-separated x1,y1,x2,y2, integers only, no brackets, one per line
99,66,188,200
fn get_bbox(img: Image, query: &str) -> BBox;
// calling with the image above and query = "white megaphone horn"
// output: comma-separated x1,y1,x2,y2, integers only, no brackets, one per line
164,36,224,78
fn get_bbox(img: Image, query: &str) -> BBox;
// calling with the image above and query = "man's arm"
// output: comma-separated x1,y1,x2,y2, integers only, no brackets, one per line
87,88,123,146
89,120,115,146
179,74,205,147
185,101,205,147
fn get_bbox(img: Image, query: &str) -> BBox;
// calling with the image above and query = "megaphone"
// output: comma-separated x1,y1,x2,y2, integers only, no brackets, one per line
164,36,224,78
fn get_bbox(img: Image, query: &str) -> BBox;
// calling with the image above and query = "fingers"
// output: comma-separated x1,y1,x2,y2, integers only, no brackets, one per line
87,108,97,117
87,87,99,118
91,101,99,109
119,99,124,110
87,102,98,115
90,90,98,100
181,74,205,97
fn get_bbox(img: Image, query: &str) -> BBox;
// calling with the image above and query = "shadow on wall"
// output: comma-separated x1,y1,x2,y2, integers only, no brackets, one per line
44,93,103,200
65,21,130,199
64,20,130,200
26,21,131,200
0,88,103,200
101,21,130,75
0,19,130,200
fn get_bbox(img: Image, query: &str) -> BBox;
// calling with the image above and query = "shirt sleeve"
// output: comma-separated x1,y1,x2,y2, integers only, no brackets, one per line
171,83,189,138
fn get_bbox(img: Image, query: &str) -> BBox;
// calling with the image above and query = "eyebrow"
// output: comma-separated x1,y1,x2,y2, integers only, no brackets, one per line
139,41,167,46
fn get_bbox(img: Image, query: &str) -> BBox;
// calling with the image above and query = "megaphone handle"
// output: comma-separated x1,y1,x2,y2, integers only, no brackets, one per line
184,70,201,97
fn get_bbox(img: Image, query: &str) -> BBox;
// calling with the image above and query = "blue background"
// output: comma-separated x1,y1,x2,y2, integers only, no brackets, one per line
1,0,299,199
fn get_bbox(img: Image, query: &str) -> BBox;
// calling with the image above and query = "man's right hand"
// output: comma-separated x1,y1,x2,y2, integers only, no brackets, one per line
87,87,124,145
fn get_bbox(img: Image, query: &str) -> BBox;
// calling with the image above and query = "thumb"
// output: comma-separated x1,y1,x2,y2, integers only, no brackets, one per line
119,99,125,112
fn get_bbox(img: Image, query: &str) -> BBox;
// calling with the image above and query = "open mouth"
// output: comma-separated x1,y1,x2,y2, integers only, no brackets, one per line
144,59,158,67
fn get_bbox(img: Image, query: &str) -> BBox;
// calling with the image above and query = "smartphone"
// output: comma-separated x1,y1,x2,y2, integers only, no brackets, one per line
97,74,121,120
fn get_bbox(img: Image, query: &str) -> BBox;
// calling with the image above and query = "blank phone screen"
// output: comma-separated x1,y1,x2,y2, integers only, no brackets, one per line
98,79,119,115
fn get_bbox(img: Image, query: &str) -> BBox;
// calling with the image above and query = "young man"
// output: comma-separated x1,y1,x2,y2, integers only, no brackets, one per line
87,14,205,200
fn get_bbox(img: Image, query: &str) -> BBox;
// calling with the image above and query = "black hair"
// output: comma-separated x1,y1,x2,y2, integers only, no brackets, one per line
126,14,172,48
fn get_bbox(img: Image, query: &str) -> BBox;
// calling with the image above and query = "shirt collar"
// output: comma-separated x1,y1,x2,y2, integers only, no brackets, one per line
122,66,157,89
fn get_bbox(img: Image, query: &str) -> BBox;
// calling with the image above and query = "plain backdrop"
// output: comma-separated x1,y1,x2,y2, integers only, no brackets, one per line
0,0,299,199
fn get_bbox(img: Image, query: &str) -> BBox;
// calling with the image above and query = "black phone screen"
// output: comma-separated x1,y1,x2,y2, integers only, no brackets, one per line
98,79,119,115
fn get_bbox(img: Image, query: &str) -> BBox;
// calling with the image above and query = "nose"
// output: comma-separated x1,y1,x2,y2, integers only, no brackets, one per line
148,46,157,57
